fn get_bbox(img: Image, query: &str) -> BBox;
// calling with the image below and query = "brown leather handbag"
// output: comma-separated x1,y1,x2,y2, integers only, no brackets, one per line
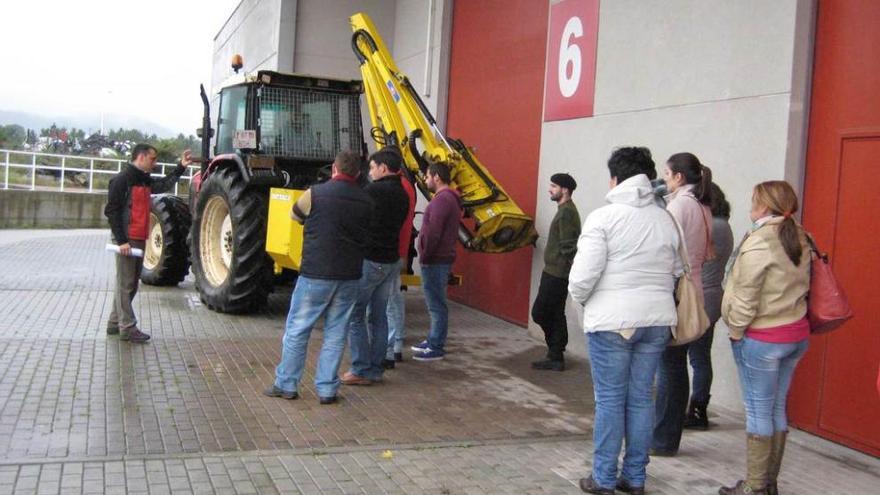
806,235,853,334
665,210,710,346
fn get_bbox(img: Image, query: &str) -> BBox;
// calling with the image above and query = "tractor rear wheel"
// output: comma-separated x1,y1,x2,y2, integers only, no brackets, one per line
141,195,191,286
190,166,272,313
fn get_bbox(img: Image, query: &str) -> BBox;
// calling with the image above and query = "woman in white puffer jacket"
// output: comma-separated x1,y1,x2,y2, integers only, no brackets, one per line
569,147,681,495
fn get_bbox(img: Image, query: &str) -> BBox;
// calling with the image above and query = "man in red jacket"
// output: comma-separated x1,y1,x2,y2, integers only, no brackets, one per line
411,163,462,361
104,144,192,342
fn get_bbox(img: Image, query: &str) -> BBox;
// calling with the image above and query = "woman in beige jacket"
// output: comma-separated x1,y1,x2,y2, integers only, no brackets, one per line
719,181,810,495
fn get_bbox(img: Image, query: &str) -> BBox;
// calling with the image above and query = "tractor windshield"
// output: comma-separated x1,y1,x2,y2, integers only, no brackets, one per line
216,86,248,155
259,86,363,161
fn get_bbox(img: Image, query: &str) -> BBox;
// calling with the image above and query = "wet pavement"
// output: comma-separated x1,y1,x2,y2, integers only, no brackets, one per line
0,229,877,494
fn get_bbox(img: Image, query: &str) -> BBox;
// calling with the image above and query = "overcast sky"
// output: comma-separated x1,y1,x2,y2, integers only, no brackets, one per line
0,0,242,135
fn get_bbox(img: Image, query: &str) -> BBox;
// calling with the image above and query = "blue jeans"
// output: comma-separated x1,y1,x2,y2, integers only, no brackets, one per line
421,263,451,352
347,259,402,380
688,321,716,404
274,276,359,398
588,327,671,489
386,271,405,359
732,337,809,436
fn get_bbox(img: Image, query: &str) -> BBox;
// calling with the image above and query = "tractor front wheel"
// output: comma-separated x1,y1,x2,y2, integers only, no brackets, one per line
189,166,272,313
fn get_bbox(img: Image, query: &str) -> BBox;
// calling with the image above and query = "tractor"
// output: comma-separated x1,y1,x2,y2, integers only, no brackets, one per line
140,12,537,314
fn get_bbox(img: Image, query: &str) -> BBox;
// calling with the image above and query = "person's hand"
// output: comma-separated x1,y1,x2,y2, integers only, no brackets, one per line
119,243,132,256
180,149,193,167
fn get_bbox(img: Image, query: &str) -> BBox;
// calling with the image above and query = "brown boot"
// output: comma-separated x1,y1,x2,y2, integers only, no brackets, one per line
765,431,787,495
719,434,772,494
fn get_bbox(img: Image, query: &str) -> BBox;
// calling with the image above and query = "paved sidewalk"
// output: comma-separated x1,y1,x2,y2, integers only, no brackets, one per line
0,229,877,494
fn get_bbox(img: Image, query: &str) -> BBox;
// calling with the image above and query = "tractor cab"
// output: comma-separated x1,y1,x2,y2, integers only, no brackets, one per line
211,70,366,189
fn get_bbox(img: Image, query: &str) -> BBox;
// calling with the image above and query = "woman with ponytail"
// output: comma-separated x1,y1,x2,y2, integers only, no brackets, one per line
719,181,810,495
652,152,714,456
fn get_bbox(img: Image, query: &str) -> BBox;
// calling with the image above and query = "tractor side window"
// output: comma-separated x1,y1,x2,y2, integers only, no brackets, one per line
216,86,247,155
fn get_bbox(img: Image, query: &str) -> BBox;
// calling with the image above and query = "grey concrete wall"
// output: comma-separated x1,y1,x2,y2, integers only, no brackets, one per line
391,0,454,131
530,0,816,414
0,190,107,229
292,0,397,80
211,0,294,93
212,0,453,135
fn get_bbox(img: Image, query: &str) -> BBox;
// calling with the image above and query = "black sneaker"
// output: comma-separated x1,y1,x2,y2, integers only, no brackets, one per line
683,401,710,430
120,328,151,343
410,340,430,352
531,359,565,371
412,348,445,361
106,325,119,335
394,352,403,363
263,386,298,400
382,359,396,370
319,396,337,405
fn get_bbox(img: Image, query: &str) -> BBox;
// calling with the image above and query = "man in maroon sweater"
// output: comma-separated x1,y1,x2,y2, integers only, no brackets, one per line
411,163,462,361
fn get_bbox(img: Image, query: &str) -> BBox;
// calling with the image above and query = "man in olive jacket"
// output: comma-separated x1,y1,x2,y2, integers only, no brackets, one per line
531,173,581,371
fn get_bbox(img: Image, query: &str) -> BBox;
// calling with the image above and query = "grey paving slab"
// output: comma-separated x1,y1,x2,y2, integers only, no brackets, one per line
0,229,877,495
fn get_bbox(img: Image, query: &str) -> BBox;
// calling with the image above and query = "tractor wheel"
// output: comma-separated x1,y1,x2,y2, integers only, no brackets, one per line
190,166,272,313
141,195,191,286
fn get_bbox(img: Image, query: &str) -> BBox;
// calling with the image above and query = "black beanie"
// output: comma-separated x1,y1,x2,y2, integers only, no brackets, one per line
550,173,577,192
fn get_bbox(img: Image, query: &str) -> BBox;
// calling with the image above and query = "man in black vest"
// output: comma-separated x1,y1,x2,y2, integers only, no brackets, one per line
342,148,410,385
265,150,372,405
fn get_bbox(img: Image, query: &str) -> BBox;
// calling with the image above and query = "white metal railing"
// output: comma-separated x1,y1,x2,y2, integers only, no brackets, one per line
1,149,197,195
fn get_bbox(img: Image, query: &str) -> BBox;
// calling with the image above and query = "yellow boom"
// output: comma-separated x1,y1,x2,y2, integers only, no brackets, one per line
349,12,538,253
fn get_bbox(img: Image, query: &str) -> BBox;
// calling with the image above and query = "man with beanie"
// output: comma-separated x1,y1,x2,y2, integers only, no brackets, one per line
531,173,581,371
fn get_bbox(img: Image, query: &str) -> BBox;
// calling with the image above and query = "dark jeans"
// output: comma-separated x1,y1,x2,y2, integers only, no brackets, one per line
652,343,689,452
688,322,716,404
530,272,569,361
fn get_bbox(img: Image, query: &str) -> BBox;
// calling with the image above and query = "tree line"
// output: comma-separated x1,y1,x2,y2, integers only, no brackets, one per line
0,122,200,163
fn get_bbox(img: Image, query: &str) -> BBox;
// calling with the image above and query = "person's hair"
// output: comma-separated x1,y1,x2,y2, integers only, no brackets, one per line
369,148,402,172
753,180,803,266
131,143,157,162
667,152,712,204
708,182,731,218
334,150,362,176
607,146,655,183
427,162,451,184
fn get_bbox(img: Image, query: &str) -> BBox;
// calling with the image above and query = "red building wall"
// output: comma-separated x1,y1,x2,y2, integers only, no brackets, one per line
444,0,550,325
789,0,880,456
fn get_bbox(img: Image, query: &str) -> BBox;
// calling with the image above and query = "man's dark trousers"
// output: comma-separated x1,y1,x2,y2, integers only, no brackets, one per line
531,271,569,361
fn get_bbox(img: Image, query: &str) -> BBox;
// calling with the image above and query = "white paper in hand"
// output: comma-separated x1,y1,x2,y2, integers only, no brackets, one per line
105,244,145,257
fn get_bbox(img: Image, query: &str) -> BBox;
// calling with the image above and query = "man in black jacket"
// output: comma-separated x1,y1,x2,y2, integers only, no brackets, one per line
342,148,410,386
104,143,192,343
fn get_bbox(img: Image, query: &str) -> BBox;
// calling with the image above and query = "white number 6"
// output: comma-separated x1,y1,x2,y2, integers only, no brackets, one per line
558,16,583,98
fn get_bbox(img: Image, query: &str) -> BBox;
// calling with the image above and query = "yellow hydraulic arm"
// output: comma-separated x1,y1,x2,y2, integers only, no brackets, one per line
349,13,538,253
